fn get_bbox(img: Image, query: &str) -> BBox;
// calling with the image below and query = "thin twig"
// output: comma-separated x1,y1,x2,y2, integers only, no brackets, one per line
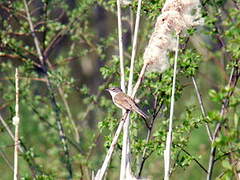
31,107,83,154
0,149,14,172
13,68,20,180
121,0,143,179
138,101,164,177
46,80,73,179
216,160,239,179
127,0,142,95
164,34,179,180
207,59,239,180
58,87,80,143
191,76,213,141
178,146,208,174
132,63,148,98
0,114,15,142
0,77,47,82
117,0,126,93
94,112,129,180
22,0,44,66
22,0,73,178
0,114,41,176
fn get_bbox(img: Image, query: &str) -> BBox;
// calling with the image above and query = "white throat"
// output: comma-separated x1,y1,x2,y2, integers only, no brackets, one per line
109,91,118,100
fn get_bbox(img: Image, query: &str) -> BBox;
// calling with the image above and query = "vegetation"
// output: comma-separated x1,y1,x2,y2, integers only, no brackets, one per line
0,0,239,179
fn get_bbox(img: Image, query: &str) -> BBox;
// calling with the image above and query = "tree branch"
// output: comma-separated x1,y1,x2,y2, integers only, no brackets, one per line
13,68,20,180
95,112,129,180
117,0,126,93
22,0,73,178
164,34,179,180
191,76,213,141
121,0,143,179
138,100,164,177
207,59,239,180
178,146,208,174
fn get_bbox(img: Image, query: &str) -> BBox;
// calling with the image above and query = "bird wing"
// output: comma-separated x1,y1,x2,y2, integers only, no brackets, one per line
114,93,134,110
114,93,149,119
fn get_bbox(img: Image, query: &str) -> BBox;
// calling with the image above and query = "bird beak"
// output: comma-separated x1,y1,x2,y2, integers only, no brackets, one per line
105,88,110,92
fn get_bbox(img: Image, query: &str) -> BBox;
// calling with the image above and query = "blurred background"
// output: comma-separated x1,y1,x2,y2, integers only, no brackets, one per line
0,0,239,179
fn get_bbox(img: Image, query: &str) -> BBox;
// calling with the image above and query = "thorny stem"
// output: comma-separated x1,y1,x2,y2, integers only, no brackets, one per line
191,76,213,141
207,59,239,180
164,34,179,180
22,0,73,178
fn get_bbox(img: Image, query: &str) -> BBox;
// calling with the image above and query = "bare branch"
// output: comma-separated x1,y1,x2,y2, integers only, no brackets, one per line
0,114,39,176
121,0,143,179
132,63,148,99
95,112,129,180
117,0,126,93
0,149,14,172
191,76,213,141
164,34,179,180
177,146,208,174
22,0,73,177
127,0,142,96
22,0,44,66
0,115,15,142
13,68,20,180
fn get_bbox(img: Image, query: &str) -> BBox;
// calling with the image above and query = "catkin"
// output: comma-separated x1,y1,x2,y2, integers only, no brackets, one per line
143,0,203,73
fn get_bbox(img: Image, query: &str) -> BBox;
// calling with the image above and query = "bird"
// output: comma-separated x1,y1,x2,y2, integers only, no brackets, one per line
106,87,149,119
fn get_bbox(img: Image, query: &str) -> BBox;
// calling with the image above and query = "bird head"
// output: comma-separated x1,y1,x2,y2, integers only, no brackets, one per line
106,87,122,97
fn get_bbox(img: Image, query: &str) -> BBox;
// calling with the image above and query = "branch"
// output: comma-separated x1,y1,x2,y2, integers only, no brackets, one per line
58,87,80,143
164,34,179,180
0,113,40,177
0,149,14,172
132,63,148,98
138,100,164,177
117,0,126,93
177,146,208,174
95,112,129,180
127,0,142,96
207,59,239,180
121,0,143,179
13,68,20,180
191,76,213,141
31,107,83,154
22,0,44,66
22,0,73,178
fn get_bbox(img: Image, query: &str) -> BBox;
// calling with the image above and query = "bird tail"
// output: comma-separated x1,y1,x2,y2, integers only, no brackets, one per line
135,107,149,119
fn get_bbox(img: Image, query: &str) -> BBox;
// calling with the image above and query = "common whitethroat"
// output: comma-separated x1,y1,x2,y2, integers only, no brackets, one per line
106,87,149,119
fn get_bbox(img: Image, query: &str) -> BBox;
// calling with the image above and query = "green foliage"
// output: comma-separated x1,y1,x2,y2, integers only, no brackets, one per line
0,0,239,179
